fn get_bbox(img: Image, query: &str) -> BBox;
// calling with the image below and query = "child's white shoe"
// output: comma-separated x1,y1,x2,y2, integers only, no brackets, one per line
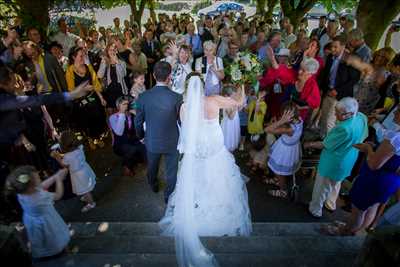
81,202,96,213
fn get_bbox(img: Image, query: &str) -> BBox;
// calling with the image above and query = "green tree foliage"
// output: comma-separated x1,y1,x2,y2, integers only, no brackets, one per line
192,0,212,15
0,0,20,30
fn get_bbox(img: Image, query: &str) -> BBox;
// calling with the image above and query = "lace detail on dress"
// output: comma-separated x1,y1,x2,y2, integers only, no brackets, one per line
160,116,252,238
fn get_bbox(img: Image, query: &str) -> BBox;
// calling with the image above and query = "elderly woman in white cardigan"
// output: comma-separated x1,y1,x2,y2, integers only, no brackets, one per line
195,40,225,96
97,42,129,112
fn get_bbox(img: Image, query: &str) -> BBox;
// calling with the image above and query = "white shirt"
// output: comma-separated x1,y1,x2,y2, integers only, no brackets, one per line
51,31,79,56
195,56,224,86
285,33,297,48
171,62,193,94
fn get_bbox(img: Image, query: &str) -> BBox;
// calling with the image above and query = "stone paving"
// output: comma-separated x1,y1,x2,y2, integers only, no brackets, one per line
56,142,349,223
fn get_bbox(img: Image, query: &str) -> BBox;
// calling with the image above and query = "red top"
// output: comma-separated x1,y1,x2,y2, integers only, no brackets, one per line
298,76,321,120
259,64,297,88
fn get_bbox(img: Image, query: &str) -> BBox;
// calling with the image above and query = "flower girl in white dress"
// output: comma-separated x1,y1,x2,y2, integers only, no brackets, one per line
221,86,241,152
265,102,303,198
6,166,70,258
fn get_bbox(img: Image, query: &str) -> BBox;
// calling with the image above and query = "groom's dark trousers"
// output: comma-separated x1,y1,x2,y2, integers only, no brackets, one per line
134,84,183,203
147,150,179,202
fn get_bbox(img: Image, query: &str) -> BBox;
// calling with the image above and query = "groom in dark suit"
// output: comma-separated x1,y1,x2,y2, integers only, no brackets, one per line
135,61,183,203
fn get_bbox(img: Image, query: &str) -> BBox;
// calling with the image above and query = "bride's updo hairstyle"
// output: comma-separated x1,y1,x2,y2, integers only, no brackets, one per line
183,72,204,97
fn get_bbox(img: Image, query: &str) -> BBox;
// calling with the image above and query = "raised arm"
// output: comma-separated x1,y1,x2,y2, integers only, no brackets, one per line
345,55,374,78
212,85,245,109
264,110,294,136
40,168,68,200
353,140,395,170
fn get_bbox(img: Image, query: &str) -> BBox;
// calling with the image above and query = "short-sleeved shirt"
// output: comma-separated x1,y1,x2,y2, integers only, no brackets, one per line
318,112,368,181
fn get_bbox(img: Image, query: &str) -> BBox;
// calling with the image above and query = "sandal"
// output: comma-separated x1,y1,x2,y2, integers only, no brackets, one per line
263,177,280,186
267,189,288,198
81,202,96,213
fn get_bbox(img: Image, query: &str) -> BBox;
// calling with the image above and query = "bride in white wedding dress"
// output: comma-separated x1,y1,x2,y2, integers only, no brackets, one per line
159,73,252,267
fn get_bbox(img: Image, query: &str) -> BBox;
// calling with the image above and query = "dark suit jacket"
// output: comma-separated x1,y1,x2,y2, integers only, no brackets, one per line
141,40,160,64
310,27,327,40
319,54,360,100
16,53,67,93
0,89,67,145
43,52,68,92
135,85,183,153
200,28,214,43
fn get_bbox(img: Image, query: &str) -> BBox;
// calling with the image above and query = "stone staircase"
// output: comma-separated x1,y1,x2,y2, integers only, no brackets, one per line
34,222,365,267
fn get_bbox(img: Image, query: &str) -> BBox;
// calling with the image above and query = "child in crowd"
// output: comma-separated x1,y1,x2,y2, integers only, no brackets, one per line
51,130,97,212
6,166,70,259
221,85,241,152
247,89,267,136
238,86,254,151
265,102,303,198
130,70,146,100
248,133,276,174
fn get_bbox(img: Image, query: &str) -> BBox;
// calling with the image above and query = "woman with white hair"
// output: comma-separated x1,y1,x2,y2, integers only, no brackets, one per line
292,57,321,121
305,97,368,218
322,104,400,235
195,40,225,96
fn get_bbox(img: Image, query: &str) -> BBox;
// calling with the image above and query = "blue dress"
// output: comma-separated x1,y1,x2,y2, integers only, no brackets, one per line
268,120,303,176
350,131,400,211
18,188,70,258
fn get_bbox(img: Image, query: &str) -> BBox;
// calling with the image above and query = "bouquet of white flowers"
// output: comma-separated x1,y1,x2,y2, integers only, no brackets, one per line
225,51,263,90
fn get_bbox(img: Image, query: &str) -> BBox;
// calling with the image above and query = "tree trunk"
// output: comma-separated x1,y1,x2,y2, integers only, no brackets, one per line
265,0,279,21
280,0,317,29
148,0,157,24
356,0,400,50
256,0,267,15
16,0,50,31
129,0,147,29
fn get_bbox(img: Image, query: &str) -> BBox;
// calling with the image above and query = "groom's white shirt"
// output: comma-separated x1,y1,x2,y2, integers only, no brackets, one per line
156,81,170,88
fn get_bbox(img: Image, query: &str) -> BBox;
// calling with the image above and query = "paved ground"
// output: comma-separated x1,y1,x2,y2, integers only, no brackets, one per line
56,139,349,223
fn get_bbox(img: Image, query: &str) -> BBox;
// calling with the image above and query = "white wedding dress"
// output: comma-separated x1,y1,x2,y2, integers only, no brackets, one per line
159,76,252,267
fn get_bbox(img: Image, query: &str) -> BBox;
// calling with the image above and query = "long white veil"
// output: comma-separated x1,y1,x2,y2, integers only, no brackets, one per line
173,75,219,267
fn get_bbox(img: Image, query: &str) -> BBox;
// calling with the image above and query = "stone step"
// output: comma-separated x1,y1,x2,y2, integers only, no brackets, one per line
69,222,350,238
34,252,359,267
67,235,364,255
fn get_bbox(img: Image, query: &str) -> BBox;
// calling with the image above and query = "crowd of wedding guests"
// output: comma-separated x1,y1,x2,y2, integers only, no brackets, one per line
1,10,400,260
